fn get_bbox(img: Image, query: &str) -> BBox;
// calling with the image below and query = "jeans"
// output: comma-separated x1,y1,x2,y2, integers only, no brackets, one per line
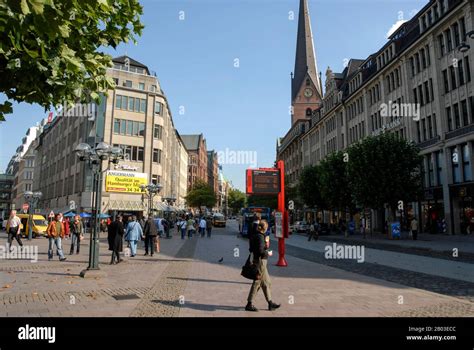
48,237,65,260
129,240,138,256
206,228,212,238
70,234,81,254
187,229,193,238
7,228,23,251
200,227,205,237
145,236,156,255
181,228,186,239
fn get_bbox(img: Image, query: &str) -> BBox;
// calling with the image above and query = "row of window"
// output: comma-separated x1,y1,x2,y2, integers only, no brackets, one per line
348,96,364,120
115,95,147,113
113,119,146,137
409,45,431,77
349,74,362,94
377,44,395,70
446,97,474,132
349,121,366,144
420,1,444,33
368,84,381,106
442,56,471,94
386,67,402,93
438,17,467,56
415,114,438,143
326,116,337,134
326,137,337,154
112,144,162,164
413,79,435,106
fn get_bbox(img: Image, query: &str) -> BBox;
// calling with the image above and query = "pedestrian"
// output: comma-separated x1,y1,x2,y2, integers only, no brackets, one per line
360,216,366,238
206,216,213,238
411,217,419,241
46,214,67,261
248,213,261,238
245,220,280,312
108,215,124,264
6,210,24,252
199,217,207,237
162,218,170,239
143,216,158,256
69,215,83,255
179,216,187,239
125,215,143,257
187,216,195,238
308,220,319,241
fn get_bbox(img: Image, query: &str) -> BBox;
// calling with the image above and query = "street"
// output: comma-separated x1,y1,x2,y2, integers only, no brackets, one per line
0,220,473,317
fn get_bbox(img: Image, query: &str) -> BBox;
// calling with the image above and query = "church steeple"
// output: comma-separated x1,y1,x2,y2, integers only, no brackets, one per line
291,0,322,104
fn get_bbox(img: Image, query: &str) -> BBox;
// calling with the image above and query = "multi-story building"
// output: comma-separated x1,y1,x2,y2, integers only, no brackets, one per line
5,125,39,175
181,134,208,189
34,56,188,217
12,139,37,210
0,174,13,220
278,0,474,234
207,150,219,196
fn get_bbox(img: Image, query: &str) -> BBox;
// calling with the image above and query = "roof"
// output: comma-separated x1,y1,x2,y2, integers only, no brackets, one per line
112,56,150,74
180,134,203,151
292,0,322,101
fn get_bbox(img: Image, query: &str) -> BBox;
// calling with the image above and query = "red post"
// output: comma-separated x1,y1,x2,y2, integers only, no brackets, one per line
276,160,288,267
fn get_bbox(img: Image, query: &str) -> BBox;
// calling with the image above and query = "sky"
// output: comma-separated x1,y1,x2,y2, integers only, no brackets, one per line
0,0,428,191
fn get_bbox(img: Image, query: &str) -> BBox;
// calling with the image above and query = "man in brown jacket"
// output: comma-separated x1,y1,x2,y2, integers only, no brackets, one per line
46,214,67,261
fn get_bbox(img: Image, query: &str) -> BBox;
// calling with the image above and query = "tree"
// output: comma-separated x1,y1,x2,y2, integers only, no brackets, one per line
347,133,422,214
318,151,354,212
0,0,144,120
227,188,246,214
185,180,217,210
297,165,325,210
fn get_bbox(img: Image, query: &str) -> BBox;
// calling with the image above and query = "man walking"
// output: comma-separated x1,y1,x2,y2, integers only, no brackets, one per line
108,215,124,264
245,221,280,312
6,210,23,252
308,220,319,241
143,216,158,257
199,217,207,238
46,214,67,261
206,216,213,238
411,217,419,241
69,215,83,255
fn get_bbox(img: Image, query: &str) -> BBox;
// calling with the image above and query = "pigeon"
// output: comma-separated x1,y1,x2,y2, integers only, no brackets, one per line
218,257,223,263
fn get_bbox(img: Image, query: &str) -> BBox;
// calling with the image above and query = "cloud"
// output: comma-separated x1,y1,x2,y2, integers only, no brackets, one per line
386,19,408,38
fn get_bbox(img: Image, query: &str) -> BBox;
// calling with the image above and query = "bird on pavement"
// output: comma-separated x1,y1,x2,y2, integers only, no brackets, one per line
218,257,223,263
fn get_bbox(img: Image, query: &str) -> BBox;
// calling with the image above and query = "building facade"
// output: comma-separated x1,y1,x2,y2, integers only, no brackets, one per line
181,134,208,190
12,139,37,211
34,56,188,216
207,150,219,196
278,0,474,234
0,174,13,220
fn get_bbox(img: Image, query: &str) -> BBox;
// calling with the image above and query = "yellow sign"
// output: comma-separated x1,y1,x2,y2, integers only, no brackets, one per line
105,171,148,194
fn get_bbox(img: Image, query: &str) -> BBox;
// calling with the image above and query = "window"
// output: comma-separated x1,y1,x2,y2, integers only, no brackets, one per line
153,148,161,163
421,49,427,69
434,4,439,20
452,147,460,183
415,53,420,73
410,57,415,77
154,124,162,139
154,101,162,115
438,34,445,56
121,95,128,110
124,80,132,88
425,45,431,66
132,121,139,136
454,103,460,129
137,146,144,162
139,83,145,90
120,119,126,134
463,144,472,181
422,119,427,141
413,88,418,104
418,85,424,106
446,107,453,131
450,66,457,90
458,59,465,86
152,175,160,185
306,79,310,86
461,100,468,126
452,23,460,47
436,151,443,186
113,119,120,134
460,17,466,38
442,69,449,93
116,95,122,109
416,121,421,143
429,79,434,102
126,120,133,135
150,85,157,92
445,29,453,52
465,57,471,82
428,156,435,186
427,115,433,139
128,97,134,111
424,81,430,103
138,122,145,137
140,99,146,113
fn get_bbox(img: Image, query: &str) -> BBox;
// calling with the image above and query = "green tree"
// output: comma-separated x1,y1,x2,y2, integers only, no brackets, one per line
228,188,246,214
318,151,354,212
347,133,422,213
0,0,144,120
297,165,325,210
185,180,217,210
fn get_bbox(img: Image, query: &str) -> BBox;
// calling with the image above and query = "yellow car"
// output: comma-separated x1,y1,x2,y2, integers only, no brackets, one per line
16,214,49,238
212,214,226,228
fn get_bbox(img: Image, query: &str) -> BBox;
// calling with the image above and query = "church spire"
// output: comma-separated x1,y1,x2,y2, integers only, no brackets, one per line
292,0,322,102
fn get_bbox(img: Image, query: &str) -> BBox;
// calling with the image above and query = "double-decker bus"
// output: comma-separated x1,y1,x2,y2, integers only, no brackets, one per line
239,206,272,237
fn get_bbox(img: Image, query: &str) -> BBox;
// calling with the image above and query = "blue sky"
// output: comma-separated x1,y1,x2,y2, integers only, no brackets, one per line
0,0,427,191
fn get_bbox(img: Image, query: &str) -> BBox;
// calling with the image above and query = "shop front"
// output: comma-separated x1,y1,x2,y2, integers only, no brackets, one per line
450,183,474,235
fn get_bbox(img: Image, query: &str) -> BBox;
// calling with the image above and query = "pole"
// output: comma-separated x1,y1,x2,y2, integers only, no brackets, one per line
93,166,102,269
87,169,97,270
276,160,288,267
27,201,33,240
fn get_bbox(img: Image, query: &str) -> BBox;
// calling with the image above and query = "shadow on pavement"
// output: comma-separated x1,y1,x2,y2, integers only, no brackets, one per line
167,277,248,285
151,299,243,312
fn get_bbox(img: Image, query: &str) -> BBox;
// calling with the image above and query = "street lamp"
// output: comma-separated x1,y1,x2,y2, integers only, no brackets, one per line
140,183,163,217
457,30,474,53
75,142,122,277
24,191,42,240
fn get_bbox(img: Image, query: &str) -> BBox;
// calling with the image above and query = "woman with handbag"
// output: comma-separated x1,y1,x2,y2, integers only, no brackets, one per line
245,220,280,312
69,215,83,255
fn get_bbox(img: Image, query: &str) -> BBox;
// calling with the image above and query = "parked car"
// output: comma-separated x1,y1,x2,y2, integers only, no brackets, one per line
212,213,226,227
291,221,309,233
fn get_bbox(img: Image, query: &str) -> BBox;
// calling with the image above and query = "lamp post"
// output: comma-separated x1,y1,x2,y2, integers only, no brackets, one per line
75,142,122,277
24,191,42,240
457,30,474,53
140,183,163,217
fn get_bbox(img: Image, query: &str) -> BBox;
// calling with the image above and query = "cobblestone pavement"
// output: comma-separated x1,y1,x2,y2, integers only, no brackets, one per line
1,223,473,317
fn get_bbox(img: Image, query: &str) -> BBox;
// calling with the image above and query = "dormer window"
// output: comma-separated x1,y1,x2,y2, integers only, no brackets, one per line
306,79,310,86
306,108,312,117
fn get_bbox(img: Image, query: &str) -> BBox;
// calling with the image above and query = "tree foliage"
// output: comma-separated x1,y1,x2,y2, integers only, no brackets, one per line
185,180,217,209
297,165,325,209
0,0,144,120
227,188,246,214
